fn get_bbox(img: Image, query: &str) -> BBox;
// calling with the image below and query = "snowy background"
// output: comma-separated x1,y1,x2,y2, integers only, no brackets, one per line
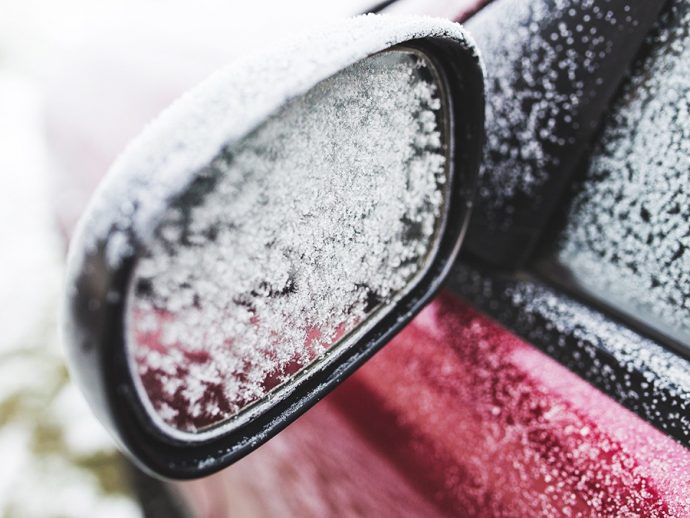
0,0,376,515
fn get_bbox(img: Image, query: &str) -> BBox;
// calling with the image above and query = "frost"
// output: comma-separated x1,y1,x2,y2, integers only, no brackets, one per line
256,290,690,517
466,0,644,227
451,264,690,442
555,1,690,347
127,50,448,434
507,282,690,417
65,15,474,272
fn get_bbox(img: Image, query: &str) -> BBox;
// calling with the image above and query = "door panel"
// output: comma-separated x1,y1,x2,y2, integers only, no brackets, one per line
178,294,690,517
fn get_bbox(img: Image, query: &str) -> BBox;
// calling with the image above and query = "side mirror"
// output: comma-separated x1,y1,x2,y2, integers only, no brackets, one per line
62,15,484,479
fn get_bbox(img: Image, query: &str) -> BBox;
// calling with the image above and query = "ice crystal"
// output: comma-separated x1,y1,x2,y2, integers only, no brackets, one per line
466,0,645,226
128,50,448,434
65,15,474,272
451,263,690,442
556,0,690,348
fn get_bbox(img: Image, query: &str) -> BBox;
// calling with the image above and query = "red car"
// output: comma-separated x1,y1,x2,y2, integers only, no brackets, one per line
57,0,690,516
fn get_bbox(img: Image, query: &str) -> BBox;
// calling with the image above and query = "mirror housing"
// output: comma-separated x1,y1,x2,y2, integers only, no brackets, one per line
62,15,484,479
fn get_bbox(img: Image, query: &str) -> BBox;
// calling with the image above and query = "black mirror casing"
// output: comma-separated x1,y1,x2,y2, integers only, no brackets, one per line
62,15,485,479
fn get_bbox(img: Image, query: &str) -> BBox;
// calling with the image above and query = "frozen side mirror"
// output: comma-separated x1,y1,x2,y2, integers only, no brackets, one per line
62,15,484,479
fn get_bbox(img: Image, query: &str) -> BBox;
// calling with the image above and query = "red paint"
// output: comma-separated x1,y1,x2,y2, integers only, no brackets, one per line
179,293,690,516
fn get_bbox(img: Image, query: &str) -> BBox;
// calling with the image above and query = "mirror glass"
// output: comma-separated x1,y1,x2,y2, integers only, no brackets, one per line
126,48,450,435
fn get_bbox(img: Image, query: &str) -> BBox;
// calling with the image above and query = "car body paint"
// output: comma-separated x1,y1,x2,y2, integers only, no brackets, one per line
177,294,690,516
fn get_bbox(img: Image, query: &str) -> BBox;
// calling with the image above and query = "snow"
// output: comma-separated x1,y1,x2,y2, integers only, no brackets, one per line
128,48,449,434
66,15,475,271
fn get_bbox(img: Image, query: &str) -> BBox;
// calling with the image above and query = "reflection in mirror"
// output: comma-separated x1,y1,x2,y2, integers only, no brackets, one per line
127,49,450,435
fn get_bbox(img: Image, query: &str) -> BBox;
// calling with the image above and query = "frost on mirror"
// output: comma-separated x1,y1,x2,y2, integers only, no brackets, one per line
126,49,449,434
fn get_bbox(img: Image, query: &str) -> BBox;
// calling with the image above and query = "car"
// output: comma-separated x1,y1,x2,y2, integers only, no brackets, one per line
57,0,690,516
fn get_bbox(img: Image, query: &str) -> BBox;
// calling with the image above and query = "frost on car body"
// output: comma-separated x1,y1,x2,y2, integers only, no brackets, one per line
452,263,690,443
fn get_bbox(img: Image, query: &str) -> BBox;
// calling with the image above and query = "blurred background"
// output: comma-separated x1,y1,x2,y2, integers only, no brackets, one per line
0,1,379,515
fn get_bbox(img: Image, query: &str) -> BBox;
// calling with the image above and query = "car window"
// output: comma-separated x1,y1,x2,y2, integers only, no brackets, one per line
543,1,690,356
